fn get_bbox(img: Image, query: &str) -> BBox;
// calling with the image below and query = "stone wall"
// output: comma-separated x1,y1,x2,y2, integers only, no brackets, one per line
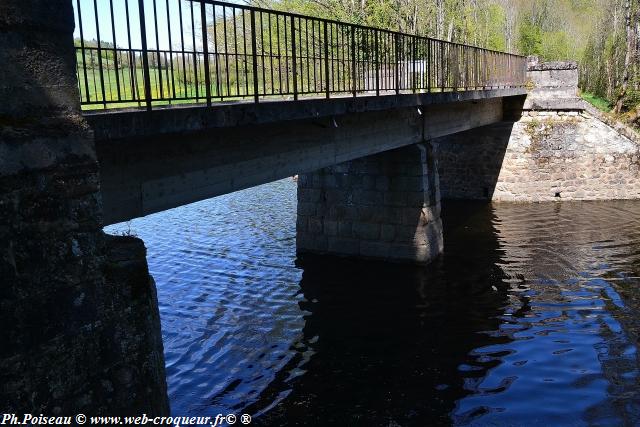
0,0,168,415
435,111,640,201
435,59,640,201
297,143,443,263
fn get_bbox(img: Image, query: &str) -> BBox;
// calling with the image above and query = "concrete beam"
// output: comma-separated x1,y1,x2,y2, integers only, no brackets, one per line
96,95,517,225
87,88,526,142
423,98,504,139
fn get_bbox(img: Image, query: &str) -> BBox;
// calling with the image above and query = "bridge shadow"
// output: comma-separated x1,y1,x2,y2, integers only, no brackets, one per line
435,121,517,200
245,201,516,426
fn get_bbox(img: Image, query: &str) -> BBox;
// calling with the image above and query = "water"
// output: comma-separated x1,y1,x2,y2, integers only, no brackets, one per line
106,179,640,426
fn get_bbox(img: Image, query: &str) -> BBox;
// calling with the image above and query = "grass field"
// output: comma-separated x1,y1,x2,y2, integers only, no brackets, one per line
580,91,611,112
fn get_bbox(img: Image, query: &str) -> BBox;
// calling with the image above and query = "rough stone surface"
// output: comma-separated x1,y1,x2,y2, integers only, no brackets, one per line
435,59,640,202
297,144,444,263
0,0,168,415
435,111,640,201
524,56,580,110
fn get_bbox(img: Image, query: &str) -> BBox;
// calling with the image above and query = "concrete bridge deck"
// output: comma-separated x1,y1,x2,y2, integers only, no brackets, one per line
89,88,526,225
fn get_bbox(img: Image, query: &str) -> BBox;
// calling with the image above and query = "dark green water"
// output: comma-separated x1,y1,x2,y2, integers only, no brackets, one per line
106,179,640,426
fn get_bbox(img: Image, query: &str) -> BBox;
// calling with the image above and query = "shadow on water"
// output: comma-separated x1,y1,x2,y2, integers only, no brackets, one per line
248,202,514,426
107,181,640,426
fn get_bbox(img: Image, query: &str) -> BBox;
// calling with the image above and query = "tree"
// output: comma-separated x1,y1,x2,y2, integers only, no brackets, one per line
615,0,635,112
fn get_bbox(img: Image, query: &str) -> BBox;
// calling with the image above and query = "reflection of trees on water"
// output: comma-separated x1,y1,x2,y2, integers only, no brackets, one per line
489,200,640,425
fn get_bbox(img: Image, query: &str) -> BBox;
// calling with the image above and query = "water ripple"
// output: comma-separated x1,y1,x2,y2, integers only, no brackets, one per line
107,185,640,426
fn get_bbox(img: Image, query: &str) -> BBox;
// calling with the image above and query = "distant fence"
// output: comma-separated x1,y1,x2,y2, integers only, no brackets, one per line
73,0,527,110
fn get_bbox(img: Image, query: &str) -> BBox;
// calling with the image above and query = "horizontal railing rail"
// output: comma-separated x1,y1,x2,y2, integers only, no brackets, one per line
73,0,527,110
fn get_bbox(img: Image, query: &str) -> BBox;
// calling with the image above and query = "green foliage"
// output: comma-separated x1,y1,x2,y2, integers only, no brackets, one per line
540,31,572,61
517,19,543,56
581,91,612,111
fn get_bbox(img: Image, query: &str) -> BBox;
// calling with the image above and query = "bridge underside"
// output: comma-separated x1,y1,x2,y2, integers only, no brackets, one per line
90,90,525,226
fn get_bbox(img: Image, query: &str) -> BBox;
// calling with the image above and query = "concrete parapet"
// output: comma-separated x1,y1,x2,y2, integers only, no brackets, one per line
524,57,581,110
297,144,443,263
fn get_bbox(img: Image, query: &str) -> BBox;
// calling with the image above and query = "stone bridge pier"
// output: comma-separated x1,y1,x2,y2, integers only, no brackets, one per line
296,143,444,263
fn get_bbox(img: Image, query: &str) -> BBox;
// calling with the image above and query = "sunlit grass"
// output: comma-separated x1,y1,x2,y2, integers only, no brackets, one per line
581,91,611,112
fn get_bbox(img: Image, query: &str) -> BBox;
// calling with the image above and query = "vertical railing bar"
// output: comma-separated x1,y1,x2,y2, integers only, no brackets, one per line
283,16,288,94
440,41,445,91
165,0,176,99
242,11,249,97
259,12,266,95
93,0,107,107
351,25,356,96
250,10,259,103
223,7,230,97
312,20,317,93
178,0,187,98
137,0,152,110
277,17,283,94
201,2,212,106
299,17,304,94
427,38,431,92
394,33,399,94
338,25,343,93
358,29,368,92
190,1,199,100
291,16,298,100
373,30,380,96
75,0,91,103
268,14,274,95
334,23,337,93
232,8,240,96
324,21,330,98
412,36,416,93
164,51,171,99
212,5,222,100
332,25,346,93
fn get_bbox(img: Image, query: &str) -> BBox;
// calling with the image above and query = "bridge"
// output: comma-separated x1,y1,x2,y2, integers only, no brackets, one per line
1,0,528,416
76,0,527,263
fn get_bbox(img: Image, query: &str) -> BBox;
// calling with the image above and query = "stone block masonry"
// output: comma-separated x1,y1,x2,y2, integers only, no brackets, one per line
435,58,640,202
0,0,168,415
436,111,640,201
297,144,444,263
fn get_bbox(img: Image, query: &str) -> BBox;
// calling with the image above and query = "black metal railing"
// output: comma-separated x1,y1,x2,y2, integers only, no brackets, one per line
73,0,527,110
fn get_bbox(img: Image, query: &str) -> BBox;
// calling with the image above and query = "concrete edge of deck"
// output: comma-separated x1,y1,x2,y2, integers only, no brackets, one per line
86,88,527,141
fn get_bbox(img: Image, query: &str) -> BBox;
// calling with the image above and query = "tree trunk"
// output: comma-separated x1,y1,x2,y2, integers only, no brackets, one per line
436,0,445,40
615,0,633,113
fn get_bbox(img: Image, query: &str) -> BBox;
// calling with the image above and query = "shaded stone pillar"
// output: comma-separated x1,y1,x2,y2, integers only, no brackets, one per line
0,0,168,415
296,143,443,263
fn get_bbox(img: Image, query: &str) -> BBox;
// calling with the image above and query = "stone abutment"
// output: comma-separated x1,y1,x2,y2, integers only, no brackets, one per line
435,59,640,201
0,0,168,415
